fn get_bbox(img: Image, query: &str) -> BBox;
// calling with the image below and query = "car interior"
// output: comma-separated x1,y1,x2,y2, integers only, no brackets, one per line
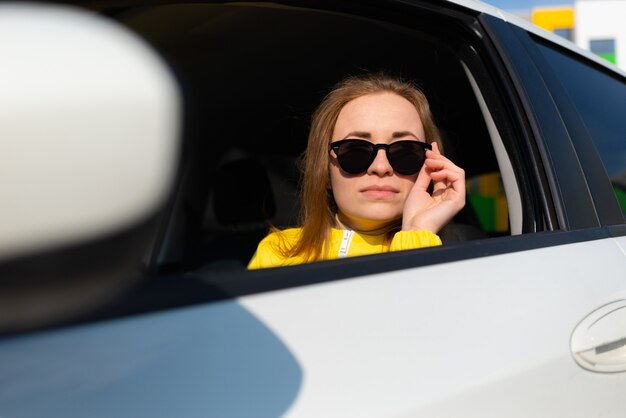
106,2,525,274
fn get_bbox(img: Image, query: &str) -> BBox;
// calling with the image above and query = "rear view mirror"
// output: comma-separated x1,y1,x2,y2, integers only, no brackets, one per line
0,3,180,333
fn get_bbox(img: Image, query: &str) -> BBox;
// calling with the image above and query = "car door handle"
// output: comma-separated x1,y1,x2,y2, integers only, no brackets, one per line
571,300,626,373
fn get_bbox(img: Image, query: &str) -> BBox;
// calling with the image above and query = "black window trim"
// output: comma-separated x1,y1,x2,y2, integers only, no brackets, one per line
459,21,552,234
518,33,625,227
480,15,600,231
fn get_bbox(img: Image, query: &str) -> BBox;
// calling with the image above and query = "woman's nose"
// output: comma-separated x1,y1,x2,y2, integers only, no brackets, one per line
367,148,393,176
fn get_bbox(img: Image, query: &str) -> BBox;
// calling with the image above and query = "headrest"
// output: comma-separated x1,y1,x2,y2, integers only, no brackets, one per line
213,157,275,226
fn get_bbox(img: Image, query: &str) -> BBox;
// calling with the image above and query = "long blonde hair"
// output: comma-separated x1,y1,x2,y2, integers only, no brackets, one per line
282,72,442,261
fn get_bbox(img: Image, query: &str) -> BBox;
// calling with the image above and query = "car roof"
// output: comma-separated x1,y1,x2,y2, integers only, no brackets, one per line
75,0,626,78
442,0,626,78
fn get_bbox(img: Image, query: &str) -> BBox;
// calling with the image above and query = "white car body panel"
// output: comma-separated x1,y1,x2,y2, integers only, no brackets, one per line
616,236,626,256
240,237,626,417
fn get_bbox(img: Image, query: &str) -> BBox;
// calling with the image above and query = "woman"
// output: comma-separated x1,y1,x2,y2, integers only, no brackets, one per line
248,73,465,269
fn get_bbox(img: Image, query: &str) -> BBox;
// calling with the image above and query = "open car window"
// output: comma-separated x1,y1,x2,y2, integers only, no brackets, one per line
109,2,543,274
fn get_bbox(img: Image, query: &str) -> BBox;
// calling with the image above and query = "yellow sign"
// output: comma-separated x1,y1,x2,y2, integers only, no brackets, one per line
532,7,574,32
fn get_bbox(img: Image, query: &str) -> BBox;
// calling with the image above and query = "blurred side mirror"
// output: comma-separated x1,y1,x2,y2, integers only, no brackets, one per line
0,3,181,333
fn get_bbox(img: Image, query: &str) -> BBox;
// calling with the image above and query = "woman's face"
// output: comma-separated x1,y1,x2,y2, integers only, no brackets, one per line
330,92,426,232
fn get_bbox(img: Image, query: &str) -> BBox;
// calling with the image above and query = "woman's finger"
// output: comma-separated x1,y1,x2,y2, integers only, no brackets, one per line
430,167,464,182
425,153,463,179
425,164,464,181
424,153,462,171
430,168,465,192
412,159,433,191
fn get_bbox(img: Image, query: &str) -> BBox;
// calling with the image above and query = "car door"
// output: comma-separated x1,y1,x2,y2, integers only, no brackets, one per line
231,7,626,416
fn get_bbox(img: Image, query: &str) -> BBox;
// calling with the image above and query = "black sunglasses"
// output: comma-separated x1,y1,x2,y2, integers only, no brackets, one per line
329,139,431,175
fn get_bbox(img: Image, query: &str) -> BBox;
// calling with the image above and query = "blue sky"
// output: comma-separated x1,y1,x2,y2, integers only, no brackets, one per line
485,0,572,10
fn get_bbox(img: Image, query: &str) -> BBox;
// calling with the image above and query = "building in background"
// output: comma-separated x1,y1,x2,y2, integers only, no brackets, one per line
575,0,624,67
528,0,626,70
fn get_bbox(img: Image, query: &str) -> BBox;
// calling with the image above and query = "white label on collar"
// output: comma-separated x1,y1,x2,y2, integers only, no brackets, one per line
338,230,355,258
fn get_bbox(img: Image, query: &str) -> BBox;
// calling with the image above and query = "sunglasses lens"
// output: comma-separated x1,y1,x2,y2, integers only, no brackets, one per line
336,141,375,174
388,141,428,175
333,140,430,175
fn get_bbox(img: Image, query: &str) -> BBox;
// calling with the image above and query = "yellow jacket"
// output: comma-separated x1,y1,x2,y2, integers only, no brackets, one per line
248,228,442,269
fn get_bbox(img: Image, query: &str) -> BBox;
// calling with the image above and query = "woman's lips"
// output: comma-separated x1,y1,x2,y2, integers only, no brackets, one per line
360,185,399,199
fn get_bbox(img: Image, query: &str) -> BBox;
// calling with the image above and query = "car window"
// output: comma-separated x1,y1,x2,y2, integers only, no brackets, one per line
109,3,535,274
534,42,626,222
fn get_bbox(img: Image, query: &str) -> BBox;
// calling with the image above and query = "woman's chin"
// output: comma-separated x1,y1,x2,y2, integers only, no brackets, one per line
338,209,402,231
361,204,403,221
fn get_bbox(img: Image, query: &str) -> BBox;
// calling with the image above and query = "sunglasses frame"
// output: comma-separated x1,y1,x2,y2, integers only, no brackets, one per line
329,139,431,175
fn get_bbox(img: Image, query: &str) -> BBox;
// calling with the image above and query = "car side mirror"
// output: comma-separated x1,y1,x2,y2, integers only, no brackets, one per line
0,4,181,333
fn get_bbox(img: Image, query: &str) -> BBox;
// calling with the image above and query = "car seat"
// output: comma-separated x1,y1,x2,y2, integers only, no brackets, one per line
195,150,300,272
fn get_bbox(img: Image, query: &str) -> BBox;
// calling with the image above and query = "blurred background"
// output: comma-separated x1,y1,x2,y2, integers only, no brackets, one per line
486,0,626,71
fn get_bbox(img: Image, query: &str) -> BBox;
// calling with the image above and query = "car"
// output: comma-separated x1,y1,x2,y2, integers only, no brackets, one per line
1,0,626,417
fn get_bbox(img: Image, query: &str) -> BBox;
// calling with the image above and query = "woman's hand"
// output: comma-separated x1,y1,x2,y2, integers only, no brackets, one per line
402,142,466,233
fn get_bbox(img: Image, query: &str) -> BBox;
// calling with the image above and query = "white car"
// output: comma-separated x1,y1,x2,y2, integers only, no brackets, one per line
1,1,626,417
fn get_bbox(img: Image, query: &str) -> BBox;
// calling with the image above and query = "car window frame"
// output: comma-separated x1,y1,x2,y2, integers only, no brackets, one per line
130,0,536,273
146,1,591,273
167,3,614,278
